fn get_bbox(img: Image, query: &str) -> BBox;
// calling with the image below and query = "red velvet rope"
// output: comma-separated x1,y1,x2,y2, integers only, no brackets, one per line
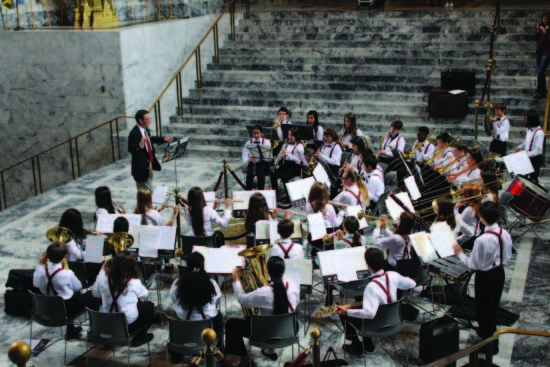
213,171,224,192
224,230,251,241
288,351,309,367
219,356,235,367
186,363,198,367
228,167,247,190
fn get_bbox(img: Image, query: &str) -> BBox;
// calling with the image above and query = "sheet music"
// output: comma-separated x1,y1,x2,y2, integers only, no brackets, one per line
139,230,160,257
307,213,327,241
255,220,271,239
158,226,177,250
503,151,534,175
318,247,366,278
193,245,246,273
346,205,368,229
285,177,316,204
333,251,358,282
292,219,303,238
84,235,104,263
204,191,217,209
284,259,301,288
96,214,142,233
385,192,415,220
410,232,438,263
269,221,280,244
404,176,422,200
152,186,169,205
318,251,336,276
429,223,456,258
233,190,276,210
313,164,331,189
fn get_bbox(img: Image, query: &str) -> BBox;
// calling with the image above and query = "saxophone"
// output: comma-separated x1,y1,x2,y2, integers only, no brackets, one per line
238,244,273,318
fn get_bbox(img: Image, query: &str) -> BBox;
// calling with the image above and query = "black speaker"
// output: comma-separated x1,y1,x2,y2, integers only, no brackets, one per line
441,71,476,97
419,317,459,363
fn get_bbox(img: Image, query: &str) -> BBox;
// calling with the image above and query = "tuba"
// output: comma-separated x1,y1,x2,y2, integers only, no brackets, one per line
238,244,273,319
106,232,135,254
45,227,74,269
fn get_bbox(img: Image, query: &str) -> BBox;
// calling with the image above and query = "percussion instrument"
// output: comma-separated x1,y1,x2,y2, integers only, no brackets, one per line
424,256,474,282
506,176,550,218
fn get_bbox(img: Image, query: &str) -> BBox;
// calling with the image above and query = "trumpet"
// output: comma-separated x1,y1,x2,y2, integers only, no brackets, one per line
405,129,439,160
425,134,462,166
322,230,344,245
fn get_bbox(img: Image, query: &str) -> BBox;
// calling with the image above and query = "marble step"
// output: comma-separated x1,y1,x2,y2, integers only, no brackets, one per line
184,144,242,159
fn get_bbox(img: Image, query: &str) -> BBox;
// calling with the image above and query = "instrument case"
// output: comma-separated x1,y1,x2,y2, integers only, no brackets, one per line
428,89,468,119
419,317,459,363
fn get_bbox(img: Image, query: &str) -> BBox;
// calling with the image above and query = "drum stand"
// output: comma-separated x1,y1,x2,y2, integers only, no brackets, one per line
507,210,550,241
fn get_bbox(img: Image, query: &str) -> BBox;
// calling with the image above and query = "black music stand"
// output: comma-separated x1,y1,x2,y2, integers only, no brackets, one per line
251,126,279,145
281,124,314,142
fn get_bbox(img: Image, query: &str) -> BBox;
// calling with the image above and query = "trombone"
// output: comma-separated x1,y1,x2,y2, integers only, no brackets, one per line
425,134,462,166
405,129,439,160
322,230,344,245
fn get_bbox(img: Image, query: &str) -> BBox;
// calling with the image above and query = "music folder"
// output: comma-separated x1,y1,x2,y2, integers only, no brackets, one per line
130,225,177,258
318,247,370,285
97,214,142,233
162,136,189,163
232,190,277,218
285,177,316,208
255,220,303,245
192,245,246,274
502,151,534,176
285,259,313,294
281,124,314,142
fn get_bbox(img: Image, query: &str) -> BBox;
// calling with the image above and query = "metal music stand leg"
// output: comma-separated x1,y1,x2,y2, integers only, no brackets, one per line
446,272,476,329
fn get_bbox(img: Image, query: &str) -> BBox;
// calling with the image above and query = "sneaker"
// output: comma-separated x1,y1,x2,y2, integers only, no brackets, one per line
343,343,364,358
131,332,154,347
65,325,82,340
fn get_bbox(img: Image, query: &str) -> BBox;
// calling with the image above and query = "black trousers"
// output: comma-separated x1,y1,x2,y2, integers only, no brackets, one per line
339,315,372,345
475,266,505,339
489,139,508,157
128,300,155,336
271,161,303,193
529,155,543,184
64,292,84,323
246,161,270,190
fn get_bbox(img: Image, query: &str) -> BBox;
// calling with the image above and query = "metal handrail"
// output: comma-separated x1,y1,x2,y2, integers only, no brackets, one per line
426,328,550,367
0,0,251,211
542,80,550,165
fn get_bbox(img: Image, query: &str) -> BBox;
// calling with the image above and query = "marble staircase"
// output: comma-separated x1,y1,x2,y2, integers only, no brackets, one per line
168,9,548,167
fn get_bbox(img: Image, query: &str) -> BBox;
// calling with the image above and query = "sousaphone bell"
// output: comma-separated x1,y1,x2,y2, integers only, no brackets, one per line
106,232,135,254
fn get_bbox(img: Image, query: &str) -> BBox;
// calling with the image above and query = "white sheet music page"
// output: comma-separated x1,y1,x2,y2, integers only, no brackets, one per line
300,259,313,286
386,193,415,221
269,221,280,244
196,245,246,273
286,177,316,204
255,220,271,239
313,164,331,189
503,151,534,175
404,176,422,200
292,220,303,238
152,186,169,205
429,222,456,258
139,229,160,257
410,232,438,263
84,235,104,263
96,214,142,233
233,190,277,210
284,259,302,288
346,205,368,229
203,191,217,209
157,226,177,250
333,250,358,282
395,192,415,212
349,247,368,272
307,213,327,241
317,251,336,276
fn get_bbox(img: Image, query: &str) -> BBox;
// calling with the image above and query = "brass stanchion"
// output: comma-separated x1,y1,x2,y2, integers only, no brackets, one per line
201,328,218,367
45,0,51,26
474,99,479,140
223,158,229,199
8,340,32,367
14,0,23,30
542,78,550,167
168,0,175,19
310,328,321,367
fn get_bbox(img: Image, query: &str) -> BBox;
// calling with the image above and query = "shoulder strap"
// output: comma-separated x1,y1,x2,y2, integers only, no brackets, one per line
277,242,295,259
45,267,63,296
342,238,353,246
108,278,128,313
484,228,504,267
401,235,411,259
186,305,207,320
347,188,362,206
371,273,392,303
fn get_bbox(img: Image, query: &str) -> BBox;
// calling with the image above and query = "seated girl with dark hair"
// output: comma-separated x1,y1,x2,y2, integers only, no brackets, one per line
94,186,126,227
59,208,87,262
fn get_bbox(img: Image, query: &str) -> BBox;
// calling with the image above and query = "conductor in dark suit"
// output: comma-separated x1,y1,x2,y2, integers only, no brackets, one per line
128,109,173,191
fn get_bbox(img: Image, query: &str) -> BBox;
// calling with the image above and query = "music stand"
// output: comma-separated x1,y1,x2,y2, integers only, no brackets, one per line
255,126,279,145
281,124,314,142
245,143,273,161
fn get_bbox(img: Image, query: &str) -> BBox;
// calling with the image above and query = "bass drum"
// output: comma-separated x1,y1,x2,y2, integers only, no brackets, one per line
506,176,550,218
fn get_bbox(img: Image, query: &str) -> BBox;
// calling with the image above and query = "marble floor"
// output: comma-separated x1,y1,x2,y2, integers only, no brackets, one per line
0,150,548,366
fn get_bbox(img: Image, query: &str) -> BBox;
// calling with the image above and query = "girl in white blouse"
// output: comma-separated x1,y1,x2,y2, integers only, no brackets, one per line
480,170,499,204
226,256,300,366
307,110,324,142
333,168,369,211
447,149,482,186
185,186,232,237
340,112,363,150
92,251,154,346
134,188,180,226
455,183,483,250
94,186,126,227
373,212,415,270
334,216,363,249
59,208,87,262
431,197,474,244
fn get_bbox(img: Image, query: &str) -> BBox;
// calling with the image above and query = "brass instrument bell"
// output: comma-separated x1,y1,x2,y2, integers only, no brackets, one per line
271,122,280,149
46,227,74,244
106,232,135,254
322,231,344,245
238,244,273,318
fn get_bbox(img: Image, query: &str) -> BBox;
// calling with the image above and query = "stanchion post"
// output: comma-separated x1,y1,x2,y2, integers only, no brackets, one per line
230,1,236,41
213,23,220,64
223,158,229,199
246,0,251,19
542,78,550,167
202,328,218,367
195,48,203,89
8,340,32,367
474,99,479,140
310,328,321,367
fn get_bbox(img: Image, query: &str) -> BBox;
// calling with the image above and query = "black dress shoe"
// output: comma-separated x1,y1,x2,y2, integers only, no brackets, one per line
343,342,364,358
131,333,154,347
65,325,82,340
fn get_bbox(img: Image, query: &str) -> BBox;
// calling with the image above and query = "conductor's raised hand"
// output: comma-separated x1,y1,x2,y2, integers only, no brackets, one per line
225,198,233,209
139,136,147,148
453,243,463,255
164,136,174,143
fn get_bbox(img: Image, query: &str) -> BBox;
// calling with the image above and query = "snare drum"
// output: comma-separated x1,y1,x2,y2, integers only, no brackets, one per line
506,176,550,217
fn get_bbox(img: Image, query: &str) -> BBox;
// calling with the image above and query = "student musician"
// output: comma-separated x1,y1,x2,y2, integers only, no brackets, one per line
373,212,415,271
361,155,385,208
271,127,308,197
92,251,155,346
453,202,512,354
447,148,482,186
341,136,366,175
341,113,363,150
94,186,126,227
481,171,500,204
444,140,468,176
242,125,272,190
335,248,415,356
134,188,180,226
244,193,278,235
169,252,222,362
378,120,406,164
333,168,370,211
185,186,232,236
273,106,292,142
489,103,510,156
269,219,304,260
432,132,454,169
315,128,343,176
515,110,545,184
412,126,435,164
432,197,474,245
334,216,363,249
455,183,483,250
307,110,324,143
59,208,87,262
33,242,84,340
226,256,300,366
307,182,343,258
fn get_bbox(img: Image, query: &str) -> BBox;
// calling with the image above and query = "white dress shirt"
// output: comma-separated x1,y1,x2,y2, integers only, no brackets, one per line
143,209,165,226
362,172,384,202
347,270,415,319
448,156,468,175
276,120,292,141
493,116,510,141
454,167,480,186
333,185,366,211
518,127,544,157
185,207,231,236
456,206,482,236
319,143,343,166
92,269,148,324
413,141,435,163
242,138,272,163
334,233,360,250
67,239,85,262
341,128,363,144
305,203,343,228
269,239,304,260
349,153,363,173
233,279,300,315
312,126,324,141
458,224,512,271
138,125,153,154
433,147,454,167
169,278,221,320
381,133,405,156
33,263,82,300
94,207,109,227
373,228,411,267
280,142,308,166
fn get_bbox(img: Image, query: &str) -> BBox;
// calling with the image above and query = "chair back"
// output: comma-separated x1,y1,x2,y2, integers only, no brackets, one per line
86,308,130,346
249,313,298,349
167,316,213,356
29,291,68,327
396,258,429,286
68,261,88,288
361,300,404,339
